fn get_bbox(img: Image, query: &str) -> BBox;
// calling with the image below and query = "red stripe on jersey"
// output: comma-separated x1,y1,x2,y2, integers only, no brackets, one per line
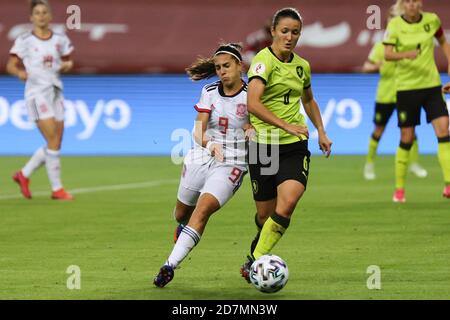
434,26,444,39
194,105,211,113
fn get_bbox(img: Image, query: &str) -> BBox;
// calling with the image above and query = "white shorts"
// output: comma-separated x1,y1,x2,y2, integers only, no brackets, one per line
26,86,65,122
177,151,247,207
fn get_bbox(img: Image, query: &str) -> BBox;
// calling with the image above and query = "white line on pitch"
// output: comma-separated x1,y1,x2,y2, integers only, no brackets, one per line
0,179,179,200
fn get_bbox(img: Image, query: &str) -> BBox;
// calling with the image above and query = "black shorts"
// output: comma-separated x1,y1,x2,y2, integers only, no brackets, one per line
373,102,396,126
396,86,448,127
248,140,311,201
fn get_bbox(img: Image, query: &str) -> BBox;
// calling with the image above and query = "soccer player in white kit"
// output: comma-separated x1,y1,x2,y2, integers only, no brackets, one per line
6,0,74,200
154,43,254,287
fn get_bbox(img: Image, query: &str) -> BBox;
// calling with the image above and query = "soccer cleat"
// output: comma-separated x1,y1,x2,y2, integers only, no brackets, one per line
392,188,406,203
240,255,255,284
51,188,74,200
12,171,32,199
443,185,450,198
409,163,428,178
153,265,174,288
363,163,376,180
173,224,184,243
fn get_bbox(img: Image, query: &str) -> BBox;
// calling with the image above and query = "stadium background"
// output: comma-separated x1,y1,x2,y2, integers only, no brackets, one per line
1,0,449,155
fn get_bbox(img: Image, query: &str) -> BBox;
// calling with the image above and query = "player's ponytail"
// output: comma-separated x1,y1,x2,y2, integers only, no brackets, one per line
185,57,216,81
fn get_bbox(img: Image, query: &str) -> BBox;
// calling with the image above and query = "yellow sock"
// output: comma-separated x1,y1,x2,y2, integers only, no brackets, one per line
366,136,379,164
438,140,450,184
410,139,419,164
253,214,290,259
395,145,411,189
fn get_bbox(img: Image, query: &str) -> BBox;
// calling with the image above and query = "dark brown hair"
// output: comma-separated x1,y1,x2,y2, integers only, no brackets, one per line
272,7,303,29
30,0,50,13
186,43,243,81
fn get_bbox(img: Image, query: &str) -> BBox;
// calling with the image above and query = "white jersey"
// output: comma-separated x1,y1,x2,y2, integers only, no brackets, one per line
192,80,249,166
9,30,74,99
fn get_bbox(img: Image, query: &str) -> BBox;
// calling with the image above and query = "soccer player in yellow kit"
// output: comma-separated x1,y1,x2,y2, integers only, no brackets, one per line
383,0,450,202
240,7,332,282
363,7,427,180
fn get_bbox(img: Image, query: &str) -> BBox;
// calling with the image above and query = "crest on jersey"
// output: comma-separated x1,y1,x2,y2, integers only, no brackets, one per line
296,66,304,78
424,24,430,32
253,63,266,75
236,103,247,118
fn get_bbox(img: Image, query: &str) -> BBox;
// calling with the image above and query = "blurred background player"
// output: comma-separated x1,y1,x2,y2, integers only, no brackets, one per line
242,19,272,69
154,43,254,288
384,0,450,202
363,4,427,181
6,0,74,200
240,7,332,282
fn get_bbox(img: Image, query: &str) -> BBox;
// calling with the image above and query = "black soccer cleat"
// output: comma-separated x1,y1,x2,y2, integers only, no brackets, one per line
153,265,174,288
240,255,255,284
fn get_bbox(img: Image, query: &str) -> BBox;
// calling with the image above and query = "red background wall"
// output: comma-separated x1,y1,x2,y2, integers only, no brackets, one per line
0,0,448,73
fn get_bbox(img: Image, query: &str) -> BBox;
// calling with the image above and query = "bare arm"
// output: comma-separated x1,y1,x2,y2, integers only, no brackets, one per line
443,82,450,94
437,34,450,75
301,87,332,157
362,60,381,73
384,44,418,61
60,57,74,73
193,112,223,161
6,55,27,81
247,78,308,137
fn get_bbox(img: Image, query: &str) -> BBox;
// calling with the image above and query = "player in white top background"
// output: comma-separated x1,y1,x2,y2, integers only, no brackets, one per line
6,0,74,200
154,43,255,288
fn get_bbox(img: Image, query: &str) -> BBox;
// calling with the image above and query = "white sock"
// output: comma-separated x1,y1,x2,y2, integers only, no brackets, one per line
22,146,46,178
165,225,201,268
45,148,63,191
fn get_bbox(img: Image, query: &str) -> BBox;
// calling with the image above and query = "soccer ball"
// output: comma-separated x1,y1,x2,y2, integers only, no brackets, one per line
249,254,289,293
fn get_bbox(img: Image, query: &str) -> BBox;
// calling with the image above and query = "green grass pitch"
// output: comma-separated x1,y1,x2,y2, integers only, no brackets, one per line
0,155,449,300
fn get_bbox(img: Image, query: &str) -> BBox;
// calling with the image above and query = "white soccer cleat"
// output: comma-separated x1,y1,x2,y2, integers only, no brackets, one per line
409,162,428,178
364,163,376,180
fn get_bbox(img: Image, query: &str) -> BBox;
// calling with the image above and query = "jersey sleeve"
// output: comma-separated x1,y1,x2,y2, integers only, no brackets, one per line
194,87,211,113
383,20,398,46
368,43,383,64
60,34,74,57
432,13,444,38
9,36,26,59
247,50,272,84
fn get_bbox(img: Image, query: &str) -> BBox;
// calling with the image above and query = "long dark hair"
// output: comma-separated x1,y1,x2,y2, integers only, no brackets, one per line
186,43,243,81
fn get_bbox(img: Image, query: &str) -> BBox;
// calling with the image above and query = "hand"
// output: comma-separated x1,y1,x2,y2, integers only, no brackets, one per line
318,131,332,158
404,50,418,60
207,141,224,162
443,82,450,94
59,60,73,73
283,123,309,139
243,125,256,141
18,70,27,81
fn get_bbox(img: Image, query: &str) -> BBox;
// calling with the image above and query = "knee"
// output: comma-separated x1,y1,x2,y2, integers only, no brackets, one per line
276,195,302,217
